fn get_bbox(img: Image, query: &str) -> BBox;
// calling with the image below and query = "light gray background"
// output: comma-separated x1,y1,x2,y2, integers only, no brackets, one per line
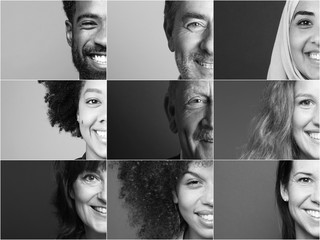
215,160,281,239
1,80,84,159
108,1,179,79
1,1,78,79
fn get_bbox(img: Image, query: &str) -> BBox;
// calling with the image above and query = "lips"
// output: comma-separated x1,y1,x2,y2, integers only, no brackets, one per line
90,54,107,65
196,210,213,227
91,206,107,215
308,52,320,61
95,130,106,143
307,132,320,142
305,209,320,219
195,59,213,69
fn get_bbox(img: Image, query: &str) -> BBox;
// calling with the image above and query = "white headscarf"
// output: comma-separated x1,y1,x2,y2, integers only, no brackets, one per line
267,0,306,80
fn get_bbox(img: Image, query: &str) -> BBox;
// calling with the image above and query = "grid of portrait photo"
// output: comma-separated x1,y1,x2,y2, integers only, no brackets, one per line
1,0,319,240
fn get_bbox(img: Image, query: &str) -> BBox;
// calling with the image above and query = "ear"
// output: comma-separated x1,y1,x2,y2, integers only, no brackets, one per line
65,20,73,47
164,94,177,134
163,22,175,52
77,111,80,123
172,190,178,204
280,183,289,202
70,188,75,199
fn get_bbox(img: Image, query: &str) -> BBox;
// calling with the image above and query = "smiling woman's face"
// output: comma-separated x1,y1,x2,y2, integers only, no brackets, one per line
293,81,319,159
281,160,320,239
290,0,319,80
78,80,106,160
173,161,213,239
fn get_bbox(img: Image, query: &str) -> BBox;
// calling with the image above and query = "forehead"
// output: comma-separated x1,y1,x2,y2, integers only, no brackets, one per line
176,1,213,20
75,0,107,18
187,161,213,176
294,0,319,13
82,80,107,94
177,81,213,95
294,81,320,95
292,160,319,176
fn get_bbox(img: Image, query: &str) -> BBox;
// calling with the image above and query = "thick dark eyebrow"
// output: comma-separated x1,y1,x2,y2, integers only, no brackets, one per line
182,12,207,22
76,14,100,24
293,11,314,20
83,88,103,95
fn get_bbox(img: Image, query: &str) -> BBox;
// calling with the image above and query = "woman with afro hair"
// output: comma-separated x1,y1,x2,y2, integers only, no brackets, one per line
117,160,213,239
39,80,106,159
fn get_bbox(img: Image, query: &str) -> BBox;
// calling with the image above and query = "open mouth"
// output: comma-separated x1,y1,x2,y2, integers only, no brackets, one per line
95,130,106,143
198,214,213,221
195,59,213,69
91,206,107,215
89,54,107,66
305,209,320,219
306,52,320,63
307,132,320,143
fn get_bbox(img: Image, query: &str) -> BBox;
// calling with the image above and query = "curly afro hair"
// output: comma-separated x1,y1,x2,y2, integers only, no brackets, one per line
117,160,213,239
39,81,85,137
62,1,76,22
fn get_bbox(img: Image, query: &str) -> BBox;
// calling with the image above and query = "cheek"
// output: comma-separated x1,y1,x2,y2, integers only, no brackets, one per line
79,108,96,128
293,109,309,130
178,189,199,210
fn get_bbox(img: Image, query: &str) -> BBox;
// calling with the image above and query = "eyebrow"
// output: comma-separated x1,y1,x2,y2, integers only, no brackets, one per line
293,11,314,20
182,12,207,22
183,171,203,180
83,88,103,94
76,14,100,23
295,93,314,99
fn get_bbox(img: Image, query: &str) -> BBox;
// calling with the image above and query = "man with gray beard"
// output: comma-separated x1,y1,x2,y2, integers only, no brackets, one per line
165,81,213,159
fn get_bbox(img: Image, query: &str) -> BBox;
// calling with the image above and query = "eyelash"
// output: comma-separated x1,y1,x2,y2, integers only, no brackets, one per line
297,19,312,27
82,173,99,183
86,99,101,104
297,177,312,184
298,99,314,107
186,22,205,32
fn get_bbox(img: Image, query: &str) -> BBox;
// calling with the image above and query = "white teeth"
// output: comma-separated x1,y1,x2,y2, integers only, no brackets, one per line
199,214,213,221
93,206,107,214
309,53,320,60
306,210,320,218
92,55,107,64
309,132,320,141
96,130,106,139
198,61,213,69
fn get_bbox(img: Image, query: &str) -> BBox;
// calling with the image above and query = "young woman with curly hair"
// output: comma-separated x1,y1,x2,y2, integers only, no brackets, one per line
276,160,319,239
39,80,106,160
117,160,213,239
242,80,319,160
53,160,106,239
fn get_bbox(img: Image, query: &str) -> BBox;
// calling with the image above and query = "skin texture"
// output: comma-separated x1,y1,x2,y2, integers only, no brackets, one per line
66,0,107,79
165,1,213,79
166,81,213,159
293,81,319,159
77,81,106,160
290,1,319,80
71,168,107,239
173,162,213,239
281,160,320,239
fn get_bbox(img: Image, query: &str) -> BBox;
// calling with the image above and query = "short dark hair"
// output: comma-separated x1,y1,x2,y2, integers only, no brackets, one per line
117,160,212,239
164,1,181,37
275,161,296,239
62,1,76,22
53,161,106,239
39,81,85,138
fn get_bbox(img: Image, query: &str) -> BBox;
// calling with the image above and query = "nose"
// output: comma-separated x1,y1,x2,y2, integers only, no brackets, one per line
200,24,213,56
201,184,213,207
202,104,213,129
310,22,319,46
312,104,319,127
98,180,107,204
310,181,320,205
94,22,107,48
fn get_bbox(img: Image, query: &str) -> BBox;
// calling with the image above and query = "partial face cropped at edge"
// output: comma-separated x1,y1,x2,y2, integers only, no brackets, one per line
78,81,107,160
168,81,213,159
280,161,320,239
173,162,213,239
293,81,319,159
290,0,319,80
66,0,107,79
72,167,107,236
167,1,213,80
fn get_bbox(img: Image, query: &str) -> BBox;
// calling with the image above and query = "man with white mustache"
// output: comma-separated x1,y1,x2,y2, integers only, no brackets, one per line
63,0,107,80
164,1,213,80
165,80,213,159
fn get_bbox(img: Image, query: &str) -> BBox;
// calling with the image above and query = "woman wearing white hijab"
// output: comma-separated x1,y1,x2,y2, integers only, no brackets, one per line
267,0,319,80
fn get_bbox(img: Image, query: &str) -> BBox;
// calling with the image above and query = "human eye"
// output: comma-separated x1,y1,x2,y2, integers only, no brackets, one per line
187,97,207,108
81,173,100,184
185,21,206,32
296,19,313,29
80,20,98,29
86,98,101,106
297,177,313,185
186,178,202,188
298,99,314,108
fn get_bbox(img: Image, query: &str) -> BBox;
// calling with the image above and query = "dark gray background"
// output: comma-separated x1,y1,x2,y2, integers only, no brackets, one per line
1,161,58,239
214,1,285,79
215,160,281,239
214,81,267,159
107,81,179,159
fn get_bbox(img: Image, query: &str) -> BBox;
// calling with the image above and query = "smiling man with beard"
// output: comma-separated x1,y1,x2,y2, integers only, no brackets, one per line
165,80,213,159
164,1,213,80
63,0,107,80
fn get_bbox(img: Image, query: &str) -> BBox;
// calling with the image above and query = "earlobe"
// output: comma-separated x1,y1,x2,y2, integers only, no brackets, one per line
280,184,289,202
172,190,178,204
164,94,177,134
65,20,73,47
